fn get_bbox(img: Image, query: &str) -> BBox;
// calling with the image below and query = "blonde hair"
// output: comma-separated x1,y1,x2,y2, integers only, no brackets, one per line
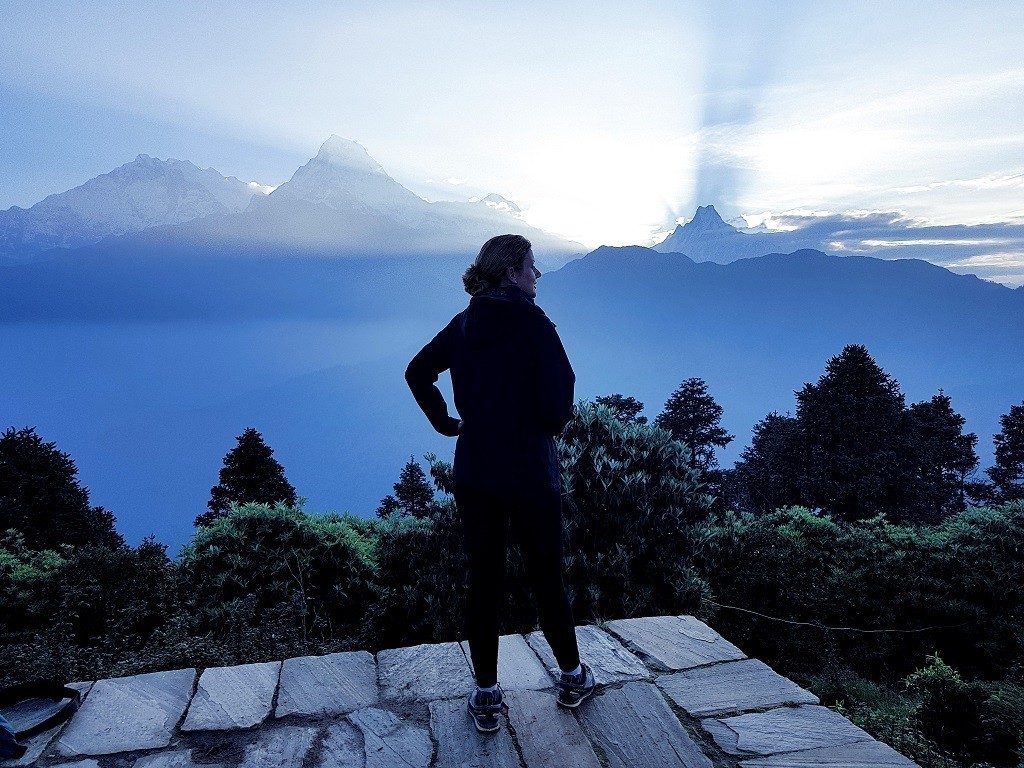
462,234,532,296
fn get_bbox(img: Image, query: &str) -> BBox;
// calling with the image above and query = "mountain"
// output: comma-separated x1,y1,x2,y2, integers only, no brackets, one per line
0,136,584,267
654,205,814,263
231,135,583,265
0,155,268,260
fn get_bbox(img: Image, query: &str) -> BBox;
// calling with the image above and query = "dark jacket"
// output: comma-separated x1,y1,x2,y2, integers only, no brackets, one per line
406,285,575,496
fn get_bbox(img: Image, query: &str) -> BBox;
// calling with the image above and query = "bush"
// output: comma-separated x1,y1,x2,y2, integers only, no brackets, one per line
907,655,1023,766
701,503,1024,681
178,503,377,650
559,402,714,621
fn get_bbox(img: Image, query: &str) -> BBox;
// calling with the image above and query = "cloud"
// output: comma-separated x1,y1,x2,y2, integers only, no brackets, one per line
751,209,1024,287
445,177,468,185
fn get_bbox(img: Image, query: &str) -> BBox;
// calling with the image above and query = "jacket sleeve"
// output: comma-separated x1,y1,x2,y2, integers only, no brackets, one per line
406,318,461,437
534,315,576,435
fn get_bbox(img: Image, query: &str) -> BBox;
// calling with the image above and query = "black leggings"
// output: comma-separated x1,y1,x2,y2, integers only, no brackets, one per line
455,485,580,688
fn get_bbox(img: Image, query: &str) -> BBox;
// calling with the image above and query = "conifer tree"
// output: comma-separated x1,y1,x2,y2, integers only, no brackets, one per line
733,412,804,515
655,378,733,473
795,344,909,521
594,394,647,424
377,456,435,519
0,426,122,550
197,428,297,527
906,392,978,521
988,401,1024,502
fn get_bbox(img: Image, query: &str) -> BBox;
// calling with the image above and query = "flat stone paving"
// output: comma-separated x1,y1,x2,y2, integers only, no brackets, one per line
657,657,819,717
526,623,651,684
56,668,195,757
4,615,920,768
606,614,747,670
461,633,551,690
183,661,280,731
378,641,475,704
275,651,377,717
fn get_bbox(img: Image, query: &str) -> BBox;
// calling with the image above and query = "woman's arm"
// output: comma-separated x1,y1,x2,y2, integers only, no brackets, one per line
534,315,576,435
406,317,462,437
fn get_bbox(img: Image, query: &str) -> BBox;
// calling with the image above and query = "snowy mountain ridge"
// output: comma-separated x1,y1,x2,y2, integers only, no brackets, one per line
0,155,268,258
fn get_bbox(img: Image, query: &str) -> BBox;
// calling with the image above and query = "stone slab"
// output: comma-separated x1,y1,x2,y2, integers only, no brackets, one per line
242,726,318,768
349,707,432,768
2,682,93,767
526,624,651,684
504,689,602,768
579,682,714,768
56,668,195,756
378,642,474,703
605,614,746,671
182,661,280,731
276,651,377,717
703,705,872,756
657,658,819,717
428,697,520,768
133,750,226,768
741,739,920,767
460,634,552,691
315,720,364,768
50,761,100,768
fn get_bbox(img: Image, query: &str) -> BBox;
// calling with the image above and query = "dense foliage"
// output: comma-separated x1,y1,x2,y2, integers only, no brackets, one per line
731,345,980,523
3,360,1022,767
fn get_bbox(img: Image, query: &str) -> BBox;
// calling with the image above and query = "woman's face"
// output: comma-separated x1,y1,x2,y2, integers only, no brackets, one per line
510,249,541,298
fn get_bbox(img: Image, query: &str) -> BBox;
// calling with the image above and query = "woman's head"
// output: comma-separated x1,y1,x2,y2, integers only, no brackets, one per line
462,234,536,296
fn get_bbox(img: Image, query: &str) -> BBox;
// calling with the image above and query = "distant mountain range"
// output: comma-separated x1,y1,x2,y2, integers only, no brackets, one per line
0,136,585,267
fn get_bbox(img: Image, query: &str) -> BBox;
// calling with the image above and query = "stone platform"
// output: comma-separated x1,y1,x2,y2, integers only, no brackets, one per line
3,615,919,768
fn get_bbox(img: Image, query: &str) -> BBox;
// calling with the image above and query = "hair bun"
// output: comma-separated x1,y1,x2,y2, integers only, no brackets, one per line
462,263,493,296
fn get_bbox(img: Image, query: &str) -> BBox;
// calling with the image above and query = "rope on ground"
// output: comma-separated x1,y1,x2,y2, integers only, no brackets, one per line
706,599,971,634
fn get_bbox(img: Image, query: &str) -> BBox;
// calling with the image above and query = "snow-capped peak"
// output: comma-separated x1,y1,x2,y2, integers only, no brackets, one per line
685,204,734,234
314,135,386,176
477,193,521,215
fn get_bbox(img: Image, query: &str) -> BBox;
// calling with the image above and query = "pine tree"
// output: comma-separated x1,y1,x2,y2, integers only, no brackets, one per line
655,378,733,473
795,344,909,522
594,394,647,424
196,428,297,527
377,456,435,519
733,412,804,515
988,401,1024,502
0,426,122,550
906,392,978,522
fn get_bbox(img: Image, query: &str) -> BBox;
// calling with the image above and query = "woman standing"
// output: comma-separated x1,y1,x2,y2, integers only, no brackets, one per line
405,234,595,734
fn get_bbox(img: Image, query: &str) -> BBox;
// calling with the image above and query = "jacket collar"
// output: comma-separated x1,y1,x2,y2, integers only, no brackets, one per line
479,285,536,306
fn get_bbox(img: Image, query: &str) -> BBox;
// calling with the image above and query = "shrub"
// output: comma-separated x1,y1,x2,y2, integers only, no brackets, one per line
559,402,714,621
179,503,377,649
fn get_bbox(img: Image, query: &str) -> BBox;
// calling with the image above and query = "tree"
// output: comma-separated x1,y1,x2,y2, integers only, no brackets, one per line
733,412,804,515
197,428,297,527
377,456,435,519
594,394,647,424
0,426,122,550
988,401,1024,502
794,344,909,522
905,392,978,522
655,378,733,473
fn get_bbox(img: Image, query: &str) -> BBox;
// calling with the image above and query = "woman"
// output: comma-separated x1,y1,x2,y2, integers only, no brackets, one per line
405,234,595,734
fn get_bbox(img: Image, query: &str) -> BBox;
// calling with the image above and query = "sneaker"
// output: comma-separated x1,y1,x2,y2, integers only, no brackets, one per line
557,662,596,709
467,685,507,734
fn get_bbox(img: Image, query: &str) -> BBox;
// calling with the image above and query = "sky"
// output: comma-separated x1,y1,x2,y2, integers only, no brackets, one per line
2,1,1024,282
